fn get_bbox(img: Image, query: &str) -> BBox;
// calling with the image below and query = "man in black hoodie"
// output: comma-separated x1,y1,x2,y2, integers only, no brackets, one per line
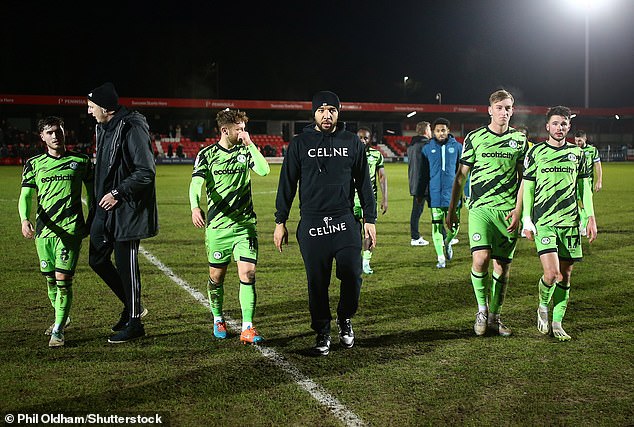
87,82,158,343
274,91,377,356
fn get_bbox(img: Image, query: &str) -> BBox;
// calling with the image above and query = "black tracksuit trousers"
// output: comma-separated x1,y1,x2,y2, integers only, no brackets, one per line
89,210,143,320
297,213,362,335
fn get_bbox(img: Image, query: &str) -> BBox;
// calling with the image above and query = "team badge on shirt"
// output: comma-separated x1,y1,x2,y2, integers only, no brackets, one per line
567,153,577,162
509,140,518,149
472,233,482,242
541,237,551,245
237,154,247,163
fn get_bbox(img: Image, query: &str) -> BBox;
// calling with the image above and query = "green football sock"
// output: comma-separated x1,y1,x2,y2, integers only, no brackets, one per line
207,277,224,318
444,224,460,247
489,272,507,315
431,221,444,258
362,250,372,261
538,276,555,307
552,283,571,322
46,276,57,308
471,269,489,308
54,279,72,332
239,281,256,324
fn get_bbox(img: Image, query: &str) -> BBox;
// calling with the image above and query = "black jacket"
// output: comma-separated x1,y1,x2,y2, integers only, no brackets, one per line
93,107,158,241
407,135,428,197
275,123,376,224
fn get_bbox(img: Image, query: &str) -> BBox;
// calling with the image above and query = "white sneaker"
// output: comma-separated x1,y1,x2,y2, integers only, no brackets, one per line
49,330,65,347
45,316,71,336
450,238,459,245
474,311,488,336
436,260,446,268
488,316,512,337
552,323,571,341
411,237,430,246
362,261,374,274
537,308,550,335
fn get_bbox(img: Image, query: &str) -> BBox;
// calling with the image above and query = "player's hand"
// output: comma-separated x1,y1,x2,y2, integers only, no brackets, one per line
364,222,377,250
506,209,521,232
446,209,459,231
586,216,597,243
21,219,35,239
191,207,206,228
594,181,602,192
99,193,119,211
237,130,253,146
274,223,288,253
381,200,388,215
522,216,536,240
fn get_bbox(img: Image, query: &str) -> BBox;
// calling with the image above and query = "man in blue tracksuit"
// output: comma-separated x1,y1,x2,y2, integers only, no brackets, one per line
418,117,462,268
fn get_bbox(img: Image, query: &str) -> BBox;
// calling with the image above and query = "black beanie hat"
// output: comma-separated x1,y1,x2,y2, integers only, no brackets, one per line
87,82,119,111
312,91,340,114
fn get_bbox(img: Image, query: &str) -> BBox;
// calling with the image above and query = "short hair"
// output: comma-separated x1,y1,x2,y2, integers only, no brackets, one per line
357,126,371,134
489,89,514,105
432,117,450,129
515,124,529,135
546,106,571,122
574,130,587,138
37,116,64,133
216,109,249,129
416,121,430,134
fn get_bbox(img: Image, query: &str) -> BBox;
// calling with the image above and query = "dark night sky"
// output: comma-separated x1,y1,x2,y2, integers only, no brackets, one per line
2,0,633,108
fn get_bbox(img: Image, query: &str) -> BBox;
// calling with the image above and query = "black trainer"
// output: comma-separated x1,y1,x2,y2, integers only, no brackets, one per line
336,318,354,348
312,333,331,356
111,307,148,332
108,319,145,343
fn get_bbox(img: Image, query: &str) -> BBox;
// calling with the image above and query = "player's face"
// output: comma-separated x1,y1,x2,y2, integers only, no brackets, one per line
87,100,109,123
314,106,338,133
40,124,65,153
574,135,587,148
488,98,514,128
357,129,371,148
546,115,571,143
433,124,449,142
223,122,245,145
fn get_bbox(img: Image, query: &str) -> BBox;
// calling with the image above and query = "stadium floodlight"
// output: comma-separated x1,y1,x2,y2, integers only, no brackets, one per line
565,0,615,108
403,76,409,100
407,111,417,118
615,114,620,120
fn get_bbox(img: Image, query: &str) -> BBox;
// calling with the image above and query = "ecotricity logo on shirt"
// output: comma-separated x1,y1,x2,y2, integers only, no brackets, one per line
308,216,347,237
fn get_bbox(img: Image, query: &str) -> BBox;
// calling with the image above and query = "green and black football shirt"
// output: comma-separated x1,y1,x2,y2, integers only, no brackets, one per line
523,142,589,227
461,126,526,210
21,151,93,238
192,143,259,229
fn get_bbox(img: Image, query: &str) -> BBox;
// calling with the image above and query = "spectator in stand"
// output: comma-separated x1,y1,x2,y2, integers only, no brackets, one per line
407,121,431,246
167,143,173,158
176,143,184,158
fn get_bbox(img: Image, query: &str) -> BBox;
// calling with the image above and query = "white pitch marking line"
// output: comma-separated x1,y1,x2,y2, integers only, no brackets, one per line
139,246,366,427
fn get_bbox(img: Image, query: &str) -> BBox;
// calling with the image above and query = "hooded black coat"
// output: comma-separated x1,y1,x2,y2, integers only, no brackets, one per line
92,107,158,241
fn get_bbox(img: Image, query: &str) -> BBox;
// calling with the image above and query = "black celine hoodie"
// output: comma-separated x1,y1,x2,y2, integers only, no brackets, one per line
275,123,377,224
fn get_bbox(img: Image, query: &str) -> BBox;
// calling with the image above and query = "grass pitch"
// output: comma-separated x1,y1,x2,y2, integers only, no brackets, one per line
1,162,633,426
